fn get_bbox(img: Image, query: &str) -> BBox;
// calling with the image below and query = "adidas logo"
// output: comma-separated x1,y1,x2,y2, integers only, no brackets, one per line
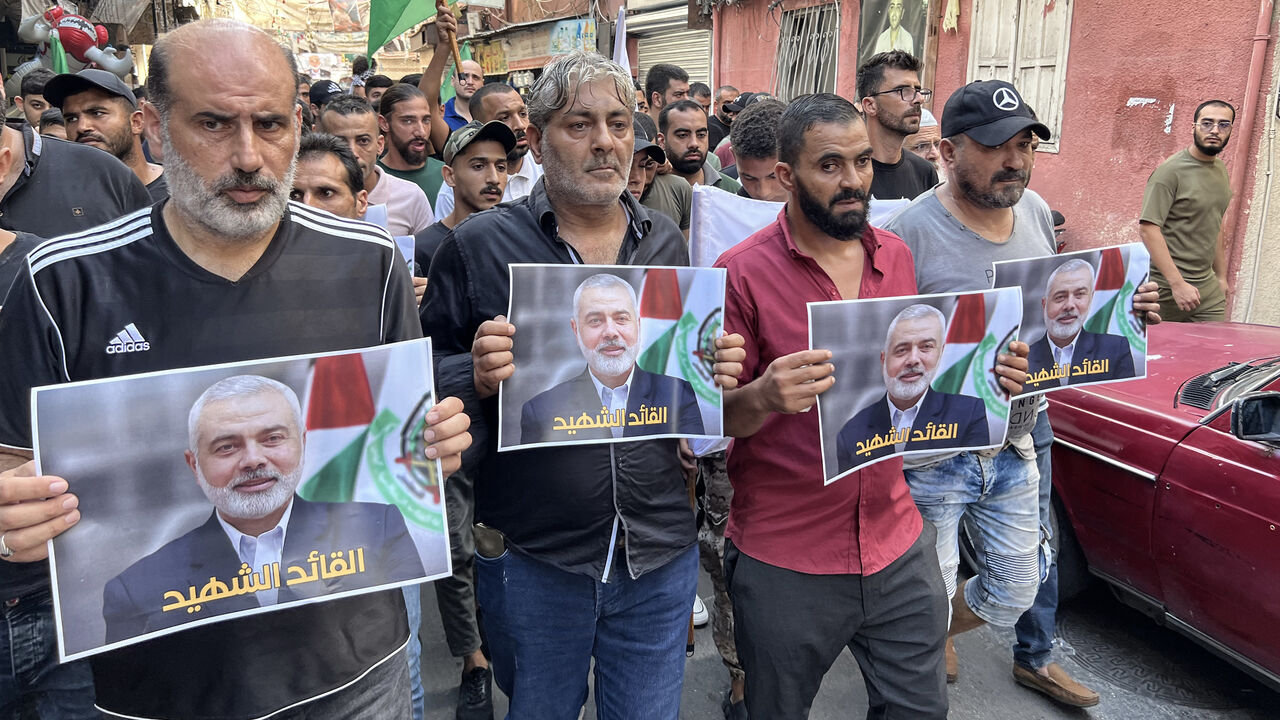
106,323,151,354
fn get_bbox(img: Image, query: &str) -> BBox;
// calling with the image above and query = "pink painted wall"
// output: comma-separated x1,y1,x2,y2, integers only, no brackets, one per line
714,0,1275,302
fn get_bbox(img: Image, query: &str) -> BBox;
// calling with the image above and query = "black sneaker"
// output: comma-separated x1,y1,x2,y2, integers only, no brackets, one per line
456,666,494,720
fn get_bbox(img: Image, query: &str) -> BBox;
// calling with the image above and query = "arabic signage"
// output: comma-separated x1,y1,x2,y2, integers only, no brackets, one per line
992,243,1151,396
39,340,451,660
472,40,509,76
498,264,726,451
811,288,1023,484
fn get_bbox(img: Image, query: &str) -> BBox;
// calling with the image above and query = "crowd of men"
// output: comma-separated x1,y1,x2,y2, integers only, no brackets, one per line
0,2,1240,717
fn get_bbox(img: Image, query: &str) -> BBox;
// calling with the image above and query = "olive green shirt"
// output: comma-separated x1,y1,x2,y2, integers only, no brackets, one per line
1139,148,1231,289
641,173,692,231
378,157,447,207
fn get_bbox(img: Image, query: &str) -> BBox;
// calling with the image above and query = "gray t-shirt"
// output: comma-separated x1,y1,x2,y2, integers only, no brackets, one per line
884,186,1056,467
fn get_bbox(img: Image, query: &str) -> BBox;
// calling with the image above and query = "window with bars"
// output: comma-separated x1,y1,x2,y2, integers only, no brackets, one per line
968,0,1073,152
771,3,841,102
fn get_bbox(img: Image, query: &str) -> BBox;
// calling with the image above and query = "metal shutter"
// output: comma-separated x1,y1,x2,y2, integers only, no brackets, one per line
631,4,712,88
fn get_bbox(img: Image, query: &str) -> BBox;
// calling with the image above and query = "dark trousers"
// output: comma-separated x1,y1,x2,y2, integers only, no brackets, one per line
725,524,948,720
434,469,483,658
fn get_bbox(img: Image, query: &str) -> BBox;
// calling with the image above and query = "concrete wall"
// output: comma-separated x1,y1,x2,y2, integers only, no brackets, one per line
713,0,1277,323
1235,3,1280,326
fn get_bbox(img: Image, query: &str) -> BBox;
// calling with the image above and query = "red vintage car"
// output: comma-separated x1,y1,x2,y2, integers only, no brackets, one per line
1047,320,1280,691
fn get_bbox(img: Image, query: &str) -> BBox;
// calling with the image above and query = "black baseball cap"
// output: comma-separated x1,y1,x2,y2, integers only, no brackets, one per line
309,80,344,107
443,120,518,165
725,92,771,114
633,137,666,165
44,69,138,110
941,80,1049,147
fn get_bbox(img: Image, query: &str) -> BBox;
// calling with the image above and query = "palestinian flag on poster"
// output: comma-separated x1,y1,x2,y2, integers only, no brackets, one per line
636,268,723,406
299,348,443,534
932,290,1020,421
299,354,375,502
1084,246,1148,357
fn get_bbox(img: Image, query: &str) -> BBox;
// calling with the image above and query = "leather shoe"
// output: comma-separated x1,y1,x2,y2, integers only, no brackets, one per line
945,638,958,683
1013,662,1100,707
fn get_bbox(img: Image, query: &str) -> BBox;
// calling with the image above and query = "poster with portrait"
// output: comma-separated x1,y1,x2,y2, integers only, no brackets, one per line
858,0,930,68
992,243,1151,396
498,264,726,451
37,339,450,661
812,287,1022,484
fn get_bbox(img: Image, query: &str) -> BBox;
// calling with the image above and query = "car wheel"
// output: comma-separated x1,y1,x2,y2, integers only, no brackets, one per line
1052,497,1092,602
956,498,1093,603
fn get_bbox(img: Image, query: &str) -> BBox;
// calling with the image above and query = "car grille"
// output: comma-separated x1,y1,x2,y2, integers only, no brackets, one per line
1178,363,1236,410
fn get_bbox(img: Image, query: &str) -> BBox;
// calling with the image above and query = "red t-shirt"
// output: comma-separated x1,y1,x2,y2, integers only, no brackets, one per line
716,209,923,575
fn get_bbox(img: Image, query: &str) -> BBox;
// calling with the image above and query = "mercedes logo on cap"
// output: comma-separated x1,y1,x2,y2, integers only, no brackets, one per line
993,87,1021,112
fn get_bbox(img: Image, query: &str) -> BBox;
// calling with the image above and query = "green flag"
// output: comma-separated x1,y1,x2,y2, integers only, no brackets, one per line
49,35,69,74
439,41,473,103
367,0,438,58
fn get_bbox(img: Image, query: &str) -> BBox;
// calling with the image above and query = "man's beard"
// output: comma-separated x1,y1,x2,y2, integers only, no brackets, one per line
392,132,429,165
196,464,303,522
878,104,920,136
795,178,869,241
670,149,705,175
578,335,639,379
954,165,1028,209
162,128,294,240
78,126,135,164
1046,310,1084,342
1194,132,1229,156
507,131,529,162
884,361,935,407
541,140,627,206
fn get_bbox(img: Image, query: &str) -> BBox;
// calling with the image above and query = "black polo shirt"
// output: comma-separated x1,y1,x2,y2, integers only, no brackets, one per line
0,126,151,237
0,200,419,720
421,178,696,581
0,231,43,303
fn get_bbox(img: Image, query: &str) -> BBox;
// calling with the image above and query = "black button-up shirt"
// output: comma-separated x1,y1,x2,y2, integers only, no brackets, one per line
421,178,695,580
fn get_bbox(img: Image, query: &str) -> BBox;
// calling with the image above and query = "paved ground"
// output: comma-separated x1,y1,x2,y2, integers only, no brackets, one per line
417,571,1280,719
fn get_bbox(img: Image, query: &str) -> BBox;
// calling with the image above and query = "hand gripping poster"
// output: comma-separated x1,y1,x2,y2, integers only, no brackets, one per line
992,243,1150,396
812,288,1023,483
498,264,726,451
36,339,449,661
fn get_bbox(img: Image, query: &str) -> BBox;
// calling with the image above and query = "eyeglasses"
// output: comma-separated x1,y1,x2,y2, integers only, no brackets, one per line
1197,119,1233,132
869,85,933,102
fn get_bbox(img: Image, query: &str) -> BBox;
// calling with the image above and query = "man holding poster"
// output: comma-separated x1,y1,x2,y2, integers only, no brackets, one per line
835,304,988,471
0,19,470,720
717,93,1028,718
422,51,745,717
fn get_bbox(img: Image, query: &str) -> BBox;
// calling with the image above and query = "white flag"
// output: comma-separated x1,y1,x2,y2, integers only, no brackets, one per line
613,7,630,73
690,185,783,267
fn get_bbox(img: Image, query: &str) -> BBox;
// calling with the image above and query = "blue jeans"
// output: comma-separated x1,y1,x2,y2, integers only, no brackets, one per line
1014,410,1058,669
475,545,697,720
905,445,1042,627
0,590,96,720
403,586,424,720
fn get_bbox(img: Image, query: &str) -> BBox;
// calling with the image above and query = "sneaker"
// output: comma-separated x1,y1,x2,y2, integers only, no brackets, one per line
721,690,748,720
457,666,495,720
1013,662,1100,708
693,595,710,627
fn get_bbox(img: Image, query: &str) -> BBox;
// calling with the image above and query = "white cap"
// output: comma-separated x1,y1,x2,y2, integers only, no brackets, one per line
920,107,939,128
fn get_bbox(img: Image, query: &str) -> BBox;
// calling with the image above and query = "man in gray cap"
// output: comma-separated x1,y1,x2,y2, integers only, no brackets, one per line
885,79,1161,707
45,68,166,202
